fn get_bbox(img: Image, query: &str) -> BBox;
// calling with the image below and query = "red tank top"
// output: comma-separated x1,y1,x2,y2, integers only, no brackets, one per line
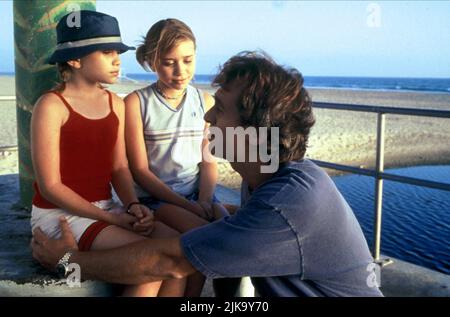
33,90,119,208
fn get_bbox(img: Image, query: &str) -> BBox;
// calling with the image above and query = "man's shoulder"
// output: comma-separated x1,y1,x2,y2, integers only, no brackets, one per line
253,159,332,206
277,159,327,180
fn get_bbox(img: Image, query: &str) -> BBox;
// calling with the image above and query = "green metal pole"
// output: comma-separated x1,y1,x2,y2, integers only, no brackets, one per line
13,0,96,210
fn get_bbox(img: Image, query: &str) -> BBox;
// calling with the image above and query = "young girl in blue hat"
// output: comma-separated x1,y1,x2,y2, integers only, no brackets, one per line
30,10,186,297
124,19,219,296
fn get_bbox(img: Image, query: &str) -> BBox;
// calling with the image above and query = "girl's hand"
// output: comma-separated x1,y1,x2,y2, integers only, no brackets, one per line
212,203,230,220
187,200,207,217
128,204,155,236
197,200,215,221
109,212,138,231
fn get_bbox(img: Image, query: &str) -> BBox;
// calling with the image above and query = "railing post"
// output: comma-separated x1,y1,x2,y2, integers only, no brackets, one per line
373,113,393,267
373,113,385,261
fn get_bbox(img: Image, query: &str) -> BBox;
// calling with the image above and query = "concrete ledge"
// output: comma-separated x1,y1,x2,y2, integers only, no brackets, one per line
1,173,449,297
0,174,239,296
380,257,450,297
0,279,120,297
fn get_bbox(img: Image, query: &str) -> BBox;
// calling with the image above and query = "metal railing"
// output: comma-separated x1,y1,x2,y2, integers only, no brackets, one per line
2,96,450,265
311,102,450,266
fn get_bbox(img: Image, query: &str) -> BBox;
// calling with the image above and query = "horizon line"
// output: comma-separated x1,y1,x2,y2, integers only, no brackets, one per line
0,72,449,80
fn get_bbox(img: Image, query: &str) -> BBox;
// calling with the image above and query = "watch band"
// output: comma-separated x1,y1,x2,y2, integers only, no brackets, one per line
126,201,141,214
57,251,73,266
56,251,74,278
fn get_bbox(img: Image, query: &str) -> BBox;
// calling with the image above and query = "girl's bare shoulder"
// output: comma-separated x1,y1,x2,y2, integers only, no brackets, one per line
105,90,127,120
123,90,141,104
107,90,126,108
33,92,69,116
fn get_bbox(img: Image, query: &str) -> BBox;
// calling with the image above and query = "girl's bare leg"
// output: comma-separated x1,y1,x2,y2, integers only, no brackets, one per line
148,221,187,297
154,203,208,233
154,204,209,296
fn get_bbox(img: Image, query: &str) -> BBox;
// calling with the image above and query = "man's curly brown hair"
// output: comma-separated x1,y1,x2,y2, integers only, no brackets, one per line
212,51,315,163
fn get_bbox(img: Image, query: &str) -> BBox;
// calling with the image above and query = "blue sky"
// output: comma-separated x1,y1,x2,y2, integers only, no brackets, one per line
1,1,449,77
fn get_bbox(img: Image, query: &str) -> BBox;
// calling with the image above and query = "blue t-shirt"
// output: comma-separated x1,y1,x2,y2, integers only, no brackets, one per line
181,159,383,297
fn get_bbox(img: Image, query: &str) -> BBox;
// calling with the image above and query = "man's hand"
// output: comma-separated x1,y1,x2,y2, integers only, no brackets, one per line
128,204,155,236
31,216,78,271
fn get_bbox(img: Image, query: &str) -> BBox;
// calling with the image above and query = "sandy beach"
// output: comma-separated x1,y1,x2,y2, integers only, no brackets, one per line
1,75,450,188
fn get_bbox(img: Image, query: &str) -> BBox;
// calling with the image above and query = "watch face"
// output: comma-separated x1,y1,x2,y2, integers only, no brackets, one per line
56,264,67,278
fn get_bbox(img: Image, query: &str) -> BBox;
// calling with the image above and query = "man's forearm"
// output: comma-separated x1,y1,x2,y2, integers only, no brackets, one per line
70,238,197,285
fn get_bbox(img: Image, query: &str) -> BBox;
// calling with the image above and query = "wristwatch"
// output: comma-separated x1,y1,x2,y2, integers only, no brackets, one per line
56,251,73,278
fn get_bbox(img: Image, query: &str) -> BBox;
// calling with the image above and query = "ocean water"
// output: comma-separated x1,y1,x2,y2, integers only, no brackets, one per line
1,72,449,93
333,165,450,275
303,76,450,93
121,73,450,94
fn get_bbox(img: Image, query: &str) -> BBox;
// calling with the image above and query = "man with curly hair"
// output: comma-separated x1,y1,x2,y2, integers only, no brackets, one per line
32,51,382,297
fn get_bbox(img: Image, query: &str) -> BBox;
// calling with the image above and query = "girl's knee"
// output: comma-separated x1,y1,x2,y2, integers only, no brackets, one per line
151,221,180,238
154,203,175,216
90,224,147,250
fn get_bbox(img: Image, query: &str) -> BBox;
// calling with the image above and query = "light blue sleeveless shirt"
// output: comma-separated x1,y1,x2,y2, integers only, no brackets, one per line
134,83,206,196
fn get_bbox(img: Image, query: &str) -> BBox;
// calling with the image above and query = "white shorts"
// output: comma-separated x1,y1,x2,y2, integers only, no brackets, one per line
30,199,124,248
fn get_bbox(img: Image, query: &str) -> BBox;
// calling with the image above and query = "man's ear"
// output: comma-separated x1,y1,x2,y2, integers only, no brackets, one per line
67,59,81,69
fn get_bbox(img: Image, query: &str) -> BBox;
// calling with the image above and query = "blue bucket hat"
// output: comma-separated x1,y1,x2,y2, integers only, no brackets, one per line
48,10,135,64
